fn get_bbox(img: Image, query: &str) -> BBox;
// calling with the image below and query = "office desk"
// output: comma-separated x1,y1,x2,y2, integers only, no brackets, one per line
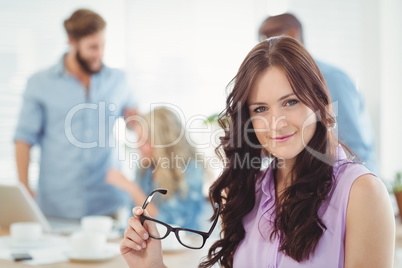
2,225,402,268
0,228,211,268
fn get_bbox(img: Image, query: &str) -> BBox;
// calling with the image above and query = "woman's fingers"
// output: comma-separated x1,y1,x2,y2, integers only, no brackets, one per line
126,206,162,248
120,206,165,268
121,236,142,253
125,224,148,248
120,207,150,255
141,209,160,237
130,207,150,240
133,206,144,217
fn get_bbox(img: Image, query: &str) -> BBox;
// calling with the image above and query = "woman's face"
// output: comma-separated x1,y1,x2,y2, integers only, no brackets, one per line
248,66,316,162
134,123,153,160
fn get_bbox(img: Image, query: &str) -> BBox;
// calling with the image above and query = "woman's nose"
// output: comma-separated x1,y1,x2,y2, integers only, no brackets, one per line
270,113,288,131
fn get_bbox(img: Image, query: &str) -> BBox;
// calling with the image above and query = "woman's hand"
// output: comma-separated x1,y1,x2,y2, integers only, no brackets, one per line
120,206,165,268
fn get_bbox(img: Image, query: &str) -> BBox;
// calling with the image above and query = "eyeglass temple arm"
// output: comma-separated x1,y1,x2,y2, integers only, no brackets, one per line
142,188,168,209
207,202,220,235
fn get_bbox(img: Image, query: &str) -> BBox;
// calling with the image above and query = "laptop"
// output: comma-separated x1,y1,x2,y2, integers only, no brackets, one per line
0,182,81,234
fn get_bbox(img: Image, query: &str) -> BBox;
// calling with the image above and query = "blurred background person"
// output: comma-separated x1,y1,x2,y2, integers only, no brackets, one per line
14,9,137,219
107,107,205,230
258,13,378,174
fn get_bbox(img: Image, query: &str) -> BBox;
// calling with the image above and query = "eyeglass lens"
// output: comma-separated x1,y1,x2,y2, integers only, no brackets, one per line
142,219,205,249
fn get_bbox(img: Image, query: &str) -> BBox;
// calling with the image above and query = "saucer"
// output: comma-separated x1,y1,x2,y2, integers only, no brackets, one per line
107,229,122,240
65,250,115,262
10,238,48,248
1,235,66,249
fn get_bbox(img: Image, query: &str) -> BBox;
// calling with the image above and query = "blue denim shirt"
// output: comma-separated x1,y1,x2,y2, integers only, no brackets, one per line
316,60,378,174
14,55,136,218
136,161,205,230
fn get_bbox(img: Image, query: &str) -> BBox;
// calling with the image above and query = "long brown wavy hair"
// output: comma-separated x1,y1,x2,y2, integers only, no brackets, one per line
199,36,340,267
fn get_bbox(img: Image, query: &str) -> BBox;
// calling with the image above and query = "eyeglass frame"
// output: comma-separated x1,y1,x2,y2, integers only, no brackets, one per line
139,188,220,250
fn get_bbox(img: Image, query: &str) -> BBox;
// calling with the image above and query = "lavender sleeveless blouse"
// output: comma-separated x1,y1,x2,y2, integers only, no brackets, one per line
233,147,375,268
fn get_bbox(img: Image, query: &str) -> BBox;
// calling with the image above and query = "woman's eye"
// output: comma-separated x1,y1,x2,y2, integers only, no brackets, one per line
254,106,267,113
285,99,298,107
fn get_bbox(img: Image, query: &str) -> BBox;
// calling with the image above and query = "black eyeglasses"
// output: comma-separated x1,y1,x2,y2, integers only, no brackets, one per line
139,188,220,250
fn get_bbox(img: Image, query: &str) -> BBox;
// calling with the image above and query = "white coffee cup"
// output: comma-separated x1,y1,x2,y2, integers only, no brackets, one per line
70,231,107,257
10,222,42,242
81,216,113,235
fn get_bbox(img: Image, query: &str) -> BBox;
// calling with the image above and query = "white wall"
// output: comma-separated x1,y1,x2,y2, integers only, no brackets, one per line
124,0,258,117
379,0,402,180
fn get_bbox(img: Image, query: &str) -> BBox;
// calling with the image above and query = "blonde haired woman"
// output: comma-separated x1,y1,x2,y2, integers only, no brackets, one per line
107,107,205,230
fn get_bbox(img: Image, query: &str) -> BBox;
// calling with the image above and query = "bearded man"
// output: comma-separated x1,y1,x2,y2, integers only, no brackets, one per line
14,9,137,219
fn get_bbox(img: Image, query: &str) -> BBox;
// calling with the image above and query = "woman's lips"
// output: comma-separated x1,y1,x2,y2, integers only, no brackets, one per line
272,133,294,143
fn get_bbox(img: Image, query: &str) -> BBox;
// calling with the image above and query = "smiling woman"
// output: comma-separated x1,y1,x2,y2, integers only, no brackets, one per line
198,36,395,267
119,36,394,268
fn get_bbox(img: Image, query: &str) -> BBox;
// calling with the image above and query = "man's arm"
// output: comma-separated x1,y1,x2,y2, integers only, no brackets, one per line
14,75,45,198
15,141,34,198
